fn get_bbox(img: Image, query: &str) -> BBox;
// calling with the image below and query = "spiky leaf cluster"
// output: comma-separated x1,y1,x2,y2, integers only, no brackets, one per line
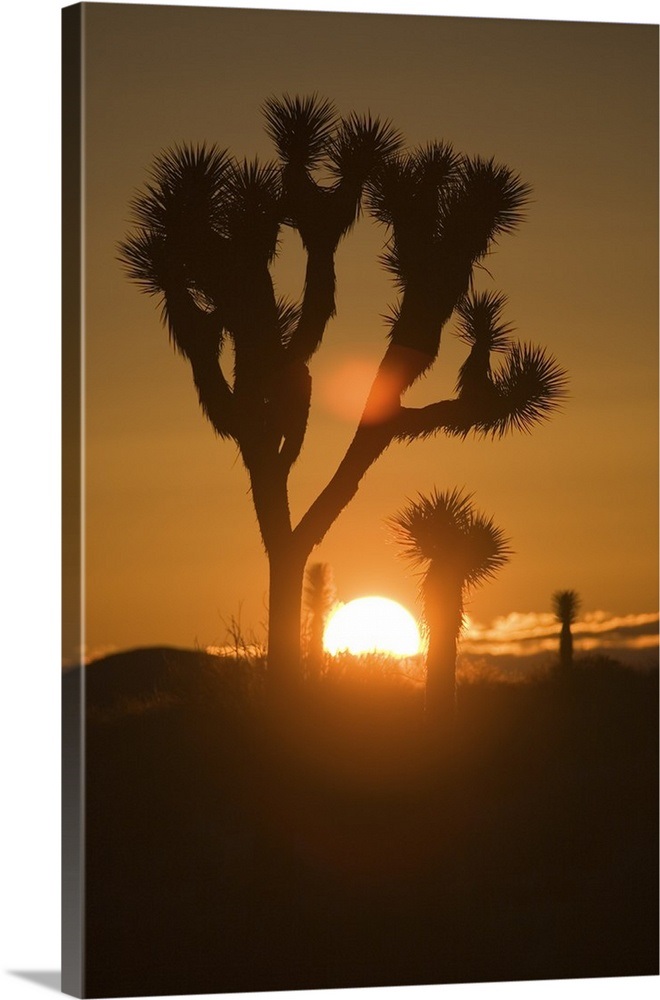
450,335,568,439
119,144,284,313
389,487,512,591
440,157,531,261
326,113,403,186
325,113,402,239
368,149,530,292
552,589,581,625
129,144,231,239
263,94,402,250
367,143,460,287
486,344,568,435
120,144,231,300
120,229,173,299
263,93,338,170
455,290,513,353
303,562,337,620
222,158,282,261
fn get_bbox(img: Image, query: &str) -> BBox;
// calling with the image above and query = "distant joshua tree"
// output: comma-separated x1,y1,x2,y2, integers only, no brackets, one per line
303,562,336,678
390,488,511,736
552,589,581,670
120,94,566,697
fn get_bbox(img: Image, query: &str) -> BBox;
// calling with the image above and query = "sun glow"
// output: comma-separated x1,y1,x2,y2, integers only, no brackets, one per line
323,596,422,657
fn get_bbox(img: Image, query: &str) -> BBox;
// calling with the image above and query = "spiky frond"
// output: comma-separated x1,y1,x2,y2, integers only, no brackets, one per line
461,516,512,589
303,562,336,619
552,589,581,625
119,230,220,325
118,226,225,356
224,157,281,202
389,487,511,591
485,343,568,435
366,143,458,229
118,230,171,297
440,156,531,264
326,113,403,184
411,141,460,188
378,242,407,290
129,143,230,237
221,158,282,259
365,153,418,229
120,143,232,314
381,299,402,332
263,93,338,169
407,142,461,237
390,487,475,564
455,290,513,352
368,143,461,293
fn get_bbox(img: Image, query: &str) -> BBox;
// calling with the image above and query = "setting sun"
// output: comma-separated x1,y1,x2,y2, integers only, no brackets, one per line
323,596,422,657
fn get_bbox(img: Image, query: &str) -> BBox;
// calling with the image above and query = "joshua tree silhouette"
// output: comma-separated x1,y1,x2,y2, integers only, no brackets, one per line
303,562,336,679
389,488,511,736
552,589,581,669
119,94,567,694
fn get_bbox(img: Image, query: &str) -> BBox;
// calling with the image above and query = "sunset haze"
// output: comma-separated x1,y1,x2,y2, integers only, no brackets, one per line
72,3,658,664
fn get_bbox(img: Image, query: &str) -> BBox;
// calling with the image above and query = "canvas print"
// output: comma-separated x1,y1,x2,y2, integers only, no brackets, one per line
62,3,659,997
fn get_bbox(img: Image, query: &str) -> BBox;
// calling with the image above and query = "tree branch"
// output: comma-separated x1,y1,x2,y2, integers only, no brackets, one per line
187,345,236,441
286,243,336,362
273,359,312,472
393,399,468,440
293,342,442,551
247,455,295,555
293,421,395,552
163,285,237,441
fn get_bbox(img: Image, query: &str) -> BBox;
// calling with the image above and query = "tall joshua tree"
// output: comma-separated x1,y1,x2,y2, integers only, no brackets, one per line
303,562,336,678
552,589,581,669
390,488,511,733
119,94,567,695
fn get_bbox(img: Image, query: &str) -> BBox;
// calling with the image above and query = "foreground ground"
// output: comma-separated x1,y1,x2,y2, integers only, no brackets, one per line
65,648,658,997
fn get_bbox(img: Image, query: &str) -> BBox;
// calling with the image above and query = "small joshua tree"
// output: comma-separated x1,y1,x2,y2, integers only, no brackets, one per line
390,488,511,736
119,94,566,697
303,562,336,678
552,589,581,670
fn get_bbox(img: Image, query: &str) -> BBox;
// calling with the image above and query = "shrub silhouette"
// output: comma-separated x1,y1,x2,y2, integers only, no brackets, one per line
303,561,336,678
389,487,511,740
552,589,581,669
119,94,567,695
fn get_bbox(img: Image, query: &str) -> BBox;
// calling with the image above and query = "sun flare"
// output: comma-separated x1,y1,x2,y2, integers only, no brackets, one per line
323,596,422,657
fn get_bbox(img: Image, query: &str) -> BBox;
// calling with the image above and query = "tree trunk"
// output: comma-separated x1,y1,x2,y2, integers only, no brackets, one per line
246,458,309,699
423,571,463,751
266,545,308,699
559,622,573,670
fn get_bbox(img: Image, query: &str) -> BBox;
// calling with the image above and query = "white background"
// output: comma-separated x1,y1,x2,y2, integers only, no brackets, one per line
0,1,657,999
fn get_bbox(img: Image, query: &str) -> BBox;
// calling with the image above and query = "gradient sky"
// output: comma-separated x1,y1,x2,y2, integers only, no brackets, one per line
76,2,658,662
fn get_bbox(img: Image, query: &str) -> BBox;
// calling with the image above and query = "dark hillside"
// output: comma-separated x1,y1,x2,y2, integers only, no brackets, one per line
70,648,658,997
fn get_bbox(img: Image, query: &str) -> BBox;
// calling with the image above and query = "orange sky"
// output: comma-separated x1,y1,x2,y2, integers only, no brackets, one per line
73,3,658,662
